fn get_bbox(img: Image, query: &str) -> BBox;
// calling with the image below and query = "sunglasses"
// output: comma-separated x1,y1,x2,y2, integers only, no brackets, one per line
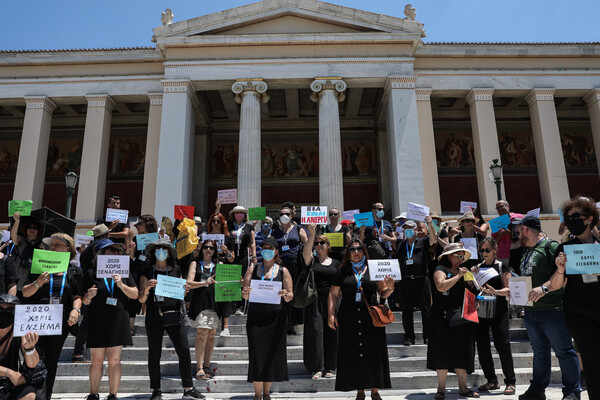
480,248,493,253
280,212,291,216
314,241,327,246
373,208,384,211
329,213,338,216
348,247,363,253
27,226,39,230
451,254,465,261
462,219,475,224
212,219,222,224
203,246,216,251
565,212,587,222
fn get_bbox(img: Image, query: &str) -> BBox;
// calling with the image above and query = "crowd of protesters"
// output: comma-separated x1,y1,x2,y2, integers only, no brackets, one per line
0,193,598,400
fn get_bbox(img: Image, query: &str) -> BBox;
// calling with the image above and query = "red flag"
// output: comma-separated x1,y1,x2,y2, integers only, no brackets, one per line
174,205,194,220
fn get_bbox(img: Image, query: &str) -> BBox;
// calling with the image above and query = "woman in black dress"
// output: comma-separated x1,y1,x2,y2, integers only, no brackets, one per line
0,249,17,296
301,224,339,380
226,206,256,315
427,242,479,399
327,239,394,400
81,239,139,400
241,237,294,400
453,211,486,270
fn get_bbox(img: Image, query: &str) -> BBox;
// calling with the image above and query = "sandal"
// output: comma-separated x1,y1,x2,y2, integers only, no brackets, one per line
434,393,445,400
312,371,322,380
324,371,335,378
459,390,480,398
504,385,516,395
262,395,271,400
477,382,500,392
203,367,214,379
195,369,205,380
356,392,366,400
371,393,382,400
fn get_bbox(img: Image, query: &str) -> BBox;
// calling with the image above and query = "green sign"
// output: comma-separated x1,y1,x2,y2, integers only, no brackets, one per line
215,264,242,302
31,249,70,274
86,231,94,236
431,220,441,234
248,207,266,220
9,200,33,216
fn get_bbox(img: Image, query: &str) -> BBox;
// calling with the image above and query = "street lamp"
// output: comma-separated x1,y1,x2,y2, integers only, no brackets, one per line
64,171,79,218
489,159,503,201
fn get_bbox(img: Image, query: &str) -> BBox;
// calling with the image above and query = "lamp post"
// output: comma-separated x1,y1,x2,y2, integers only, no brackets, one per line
489,159,503,201
64,171,79,218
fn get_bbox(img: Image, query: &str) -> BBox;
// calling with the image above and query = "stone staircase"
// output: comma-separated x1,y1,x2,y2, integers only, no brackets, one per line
54,312,563,395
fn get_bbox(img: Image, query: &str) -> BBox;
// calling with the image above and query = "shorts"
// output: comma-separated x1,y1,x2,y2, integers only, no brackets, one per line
189,309,219,330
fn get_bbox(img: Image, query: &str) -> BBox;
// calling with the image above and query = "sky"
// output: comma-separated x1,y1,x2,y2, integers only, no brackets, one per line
2,0,599,51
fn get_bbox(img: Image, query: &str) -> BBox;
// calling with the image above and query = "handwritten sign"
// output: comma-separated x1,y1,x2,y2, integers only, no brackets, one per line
106,208,128,224
342,209,360,222
75,234,94,249
474,267,499,288
301,206,328,225
9,200,33,216
215,264,242,302
174,205,194,219
202,233,225,249
249,280,282,305
155,274,186,300
368,259,401,281
460,238,479,260
248,207,266,220
564,244,600,274
460,201,478,213
526,208,541,218
324,233,344,247
509,276,533,307
14,304,63,337
136,232,159,251
354,211,375,227
31,249,70,274
489,214,511,233
406,202,430,222
96,255,130,278
218,189,237,204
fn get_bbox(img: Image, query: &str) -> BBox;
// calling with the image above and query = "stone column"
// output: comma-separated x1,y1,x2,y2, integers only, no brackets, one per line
525,88,570,213
75,95,115,221
154,79,196,219
141,93,163,215
384,76,425,216
13,96,56,207
310,78,346,211
584,89,600,178
467,88,504,214
415,89,442,213
232,79,269,209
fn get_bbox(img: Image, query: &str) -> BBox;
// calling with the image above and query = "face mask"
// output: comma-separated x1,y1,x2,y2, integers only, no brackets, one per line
376,210,384,218
404,228,415,239
155,248,168,261
565,219,587,236
351,255,366,268
262,249,275,261
0,310,14,329
280,215,290,224
262,223,271,232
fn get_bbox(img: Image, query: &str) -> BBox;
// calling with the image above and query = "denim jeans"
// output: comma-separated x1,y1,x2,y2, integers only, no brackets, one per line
524,308,580,397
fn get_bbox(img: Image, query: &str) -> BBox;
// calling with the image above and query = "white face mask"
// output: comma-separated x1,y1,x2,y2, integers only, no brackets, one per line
280,215,290,224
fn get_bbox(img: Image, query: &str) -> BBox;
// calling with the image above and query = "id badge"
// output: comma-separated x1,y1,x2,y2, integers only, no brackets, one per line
138,254,147,262
106,297,118,306
49,297,61,305
155,295,164,302
355,290,362,302
282,245,290,251
406,259,414,265
582,273,600,284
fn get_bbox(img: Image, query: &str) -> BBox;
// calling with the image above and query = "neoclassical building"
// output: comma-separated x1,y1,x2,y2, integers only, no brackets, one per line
2,0,600,223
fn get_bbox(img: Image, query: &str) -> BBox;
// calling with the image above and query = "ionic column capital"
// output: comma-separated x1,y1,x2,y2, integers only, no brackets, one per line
310,78,346,103
525,88,556,106
24,96,57,114
232,79,269,104
147,92,164,106
384,76,417,94
415,88,433,102
466,88,495,106
85,94,116,111
584,88,600,108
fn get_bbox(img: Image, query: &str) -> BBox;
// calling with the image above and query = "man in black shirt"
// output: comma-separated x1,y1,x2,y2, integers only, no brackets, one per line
361,202,396,259
95,195,129,244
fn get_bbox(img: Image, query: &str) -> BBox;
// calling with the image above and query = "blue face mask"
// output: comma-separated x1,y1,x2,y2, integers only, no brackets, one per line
262,249,275,261
405,228,415,239
155,248,168,261
375,210,384,218
262,223,271,232
351,255,366,268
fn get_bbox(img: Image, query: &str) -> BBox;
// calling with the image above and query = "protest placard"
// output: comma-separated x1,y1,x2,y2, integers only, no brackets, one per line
431,220,441,233
202,234,225,248
324,233,344,247
354,211,375,227
564,244,600,274
106,208,129,224
248,207,266,220
96,255,130,278
342,209,360,222
9,200,33,216
488,214,511,233
406,202,430,222
301,206,328,225
249,280,282,304
368,259,401,281
155,274,187,300
136,232,159,251
509,276,533,306
174,205,195,219
474,266,500,288
460,201,478,213
75,234,94,249
218,189,237,204
558,207,564,223
31,249,70,274
463,272,480,290
1,230,9,243
215,264,242,302
459,237,479,260
526,208,541,218
14,304,63,337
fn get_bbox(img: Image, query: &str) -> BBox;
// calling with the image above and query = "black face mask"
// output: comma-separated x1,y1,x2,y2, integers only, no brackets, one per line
565,219,587,236
0,310,14,329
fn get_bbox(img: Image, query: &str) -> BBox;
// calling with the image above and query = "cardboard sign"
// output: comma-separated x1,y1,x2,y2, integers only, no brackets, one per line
509,276,533,306
75,234,94,249
489,214,511,233
9,200,33,216
96,255,130,278
459,237,479,260
155,274,187,300
460,201,478,213
136,232,159,251
249,279,282,304
474,266,500,288
14,304,63,337
215,264,242,302
301,206,328,225
526,208,541,218
564,244,600,274
31,249,70,274
368,259,401,281
174,205,194,219
342,209,360,222
217,189,237,204
248,207,266,220
406,202,430,222
202,234,225,248
324,233,344,248
354,211,375,227
106,208,128,224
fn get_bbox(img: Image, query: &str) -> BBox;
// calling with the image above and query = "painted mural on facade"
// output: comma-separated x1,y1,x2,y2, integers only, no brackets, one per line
560,131,597,168
434,132,475,169
0,141,19,179
498,131,537,168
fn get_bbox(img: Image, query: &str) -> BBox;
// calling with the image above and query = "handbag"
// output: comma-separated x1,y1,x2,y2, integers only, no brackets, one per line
290,259,317,308
444,289,479,327
361,287,395,327
155,296,182,327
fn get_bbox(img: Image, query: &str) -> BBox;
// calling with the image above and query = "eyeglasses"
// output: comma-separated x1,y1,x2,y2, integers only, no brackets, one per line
212,219,221,224
203,246,216,251
565,212,587,222
280,212,291,216
480,248,493,253
329,213,338,216
314,241,327,246
348,247,363,253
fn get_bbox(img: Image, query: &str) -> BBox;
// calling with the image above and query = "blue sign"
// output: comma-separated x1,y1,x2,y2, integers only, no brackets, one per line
155,274,186,300
558,208,564,223
489,214,511,233
354,211,375,227
564,243,600,274
136,232,159,251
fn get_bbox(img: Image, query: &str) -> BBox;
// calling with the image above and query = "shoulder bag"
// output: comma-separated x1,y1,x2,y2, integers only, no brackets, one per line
290,253,317,308
360,287,395,327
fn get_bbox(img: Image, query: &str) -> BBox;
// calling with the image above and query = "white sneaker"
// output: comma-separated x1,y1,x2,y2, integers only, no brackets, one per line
220,328,230,337
235,309,244,316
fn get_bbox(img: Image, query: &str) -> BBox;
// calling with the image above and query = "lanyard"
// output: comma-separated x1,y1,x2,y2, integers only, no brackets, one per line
201,261,214,275
522,238,545,270
261,264,277,281
352,265,365,289
103,278,114,297
49,273,67,298
406,240,415,259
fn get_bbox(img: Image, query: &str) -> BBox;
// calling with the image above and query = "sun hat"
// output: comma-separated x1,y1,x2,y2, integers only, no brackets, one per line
92,224,110,238
458,211,476,223
0,294,20,306
229,206,248,217
437,242,471,262
145,238,177,260
402,220,418,229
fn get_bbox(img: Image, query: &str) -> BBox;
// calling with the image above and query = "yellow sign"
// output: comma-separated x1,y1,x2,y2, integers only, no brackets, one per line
324,233,344,248
463,272,475,281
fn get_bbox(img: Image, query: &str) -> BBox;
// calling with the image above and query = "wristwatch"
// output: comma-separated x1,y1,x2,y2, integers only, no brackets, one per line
541,285,549,294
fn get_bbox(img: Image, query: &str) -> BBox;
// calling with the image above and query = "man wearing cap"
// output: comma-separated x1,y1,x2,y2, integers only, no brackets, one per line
492,200,514,266
512,215,580,400
396,216,438,345
96,195,129,244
